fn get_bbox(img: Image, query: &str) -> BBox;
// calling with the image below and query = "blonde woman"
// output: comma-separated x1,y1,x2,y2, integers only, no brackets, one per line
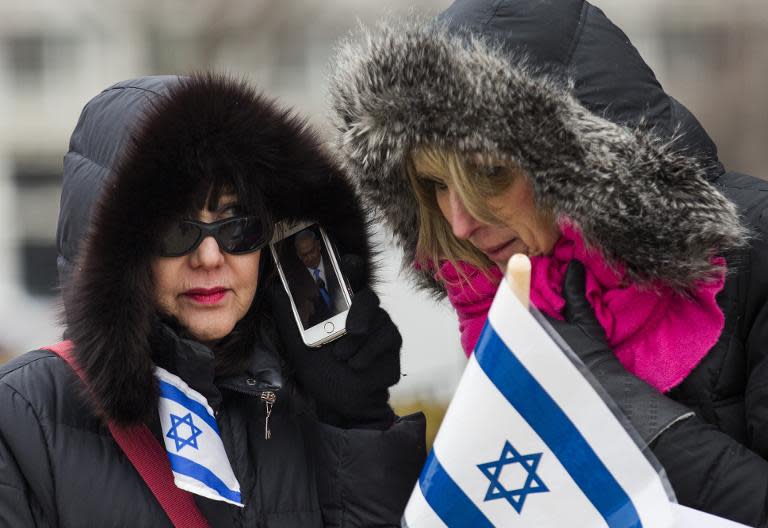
329,1,768,525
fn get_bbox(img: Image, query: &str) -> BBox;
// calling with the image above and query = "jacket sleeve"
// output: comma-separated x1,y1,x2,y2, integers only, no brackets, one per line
0,381,54,527
313,412,426,527
651,416,768,527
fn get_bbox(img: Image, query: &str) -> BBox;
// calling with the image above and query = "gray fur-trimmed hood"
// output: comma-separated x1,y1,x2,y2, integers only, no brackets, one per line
328,18,747,294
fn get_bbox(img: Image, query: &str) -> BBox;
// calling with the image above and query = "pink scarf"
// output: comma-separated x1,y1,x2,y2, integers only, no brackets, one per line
438,225,726,392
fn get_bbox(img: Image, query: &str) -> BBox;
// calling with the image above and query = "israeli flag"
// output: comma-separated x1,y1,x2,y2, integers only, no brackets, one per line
156,367,244,507
403,277,676,527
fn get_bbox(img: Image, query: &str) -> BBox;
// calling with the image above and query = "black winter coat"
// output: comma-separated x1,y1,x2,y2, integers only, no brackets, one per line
0,329,424,527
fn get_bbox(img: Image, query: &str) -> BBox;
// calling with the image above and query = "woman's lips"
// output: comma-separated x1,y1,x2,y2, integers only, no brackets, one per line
183,287,228,305
480,239,517,261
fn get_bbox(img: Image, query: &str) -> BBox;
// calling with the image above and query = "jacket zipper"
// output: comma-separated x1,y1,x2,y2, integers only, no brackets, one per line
215,383,280,441
261,390,276,440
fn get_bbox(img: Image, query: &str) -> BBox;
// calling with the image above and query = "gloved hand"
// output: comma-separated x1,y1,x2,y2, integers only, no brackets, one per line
268,254,401,428
545,260,693,447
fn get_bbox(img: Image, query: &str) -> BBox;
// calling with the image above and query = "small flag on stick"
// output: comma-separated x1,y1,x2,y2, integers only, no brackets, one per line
403,254,676,527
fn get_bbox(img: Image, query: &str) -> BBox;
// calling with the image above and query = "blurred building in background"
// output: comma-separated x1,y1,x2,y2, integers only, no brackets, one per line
0,0,766,413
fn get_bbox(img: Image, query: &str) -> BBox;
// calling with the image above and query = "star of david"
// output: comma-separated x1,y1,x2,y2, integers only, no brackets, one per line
477,441,549,513
166,412,203,452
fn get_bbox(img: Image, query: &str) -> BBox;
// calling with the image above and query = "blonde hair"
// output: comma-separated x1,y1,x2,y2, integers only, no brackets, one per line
406,146,529,281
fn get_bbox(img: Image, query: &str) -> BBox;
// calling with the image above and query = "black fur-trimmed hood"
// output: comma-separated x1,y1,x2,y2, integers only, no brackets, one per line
328,16,747,295
58,74,371,425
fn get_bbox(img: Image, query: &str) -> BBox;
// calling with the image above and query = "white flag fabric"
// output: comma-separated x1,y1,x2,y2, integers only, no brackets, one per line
156,366,244,507
403,278,676,527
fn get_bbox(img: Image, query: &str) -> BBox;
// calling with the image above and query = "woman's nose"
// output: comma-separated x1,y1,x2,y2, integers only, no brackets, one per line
189,235,225,268
445,188,481,240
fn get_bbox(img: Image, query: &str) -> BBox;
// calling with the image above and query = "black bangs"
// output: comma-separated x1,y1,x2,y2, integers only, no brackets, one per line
180,165,274,239
185,153,260,212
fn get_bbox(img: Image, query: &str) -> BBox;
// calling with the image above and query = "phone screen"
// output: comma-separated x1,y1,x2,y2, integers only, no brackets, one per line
273,224,350,330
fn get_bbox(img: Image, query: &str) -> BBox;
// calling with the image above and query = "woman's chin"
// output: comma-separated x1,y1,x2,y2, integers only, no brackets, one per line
184,320,236,346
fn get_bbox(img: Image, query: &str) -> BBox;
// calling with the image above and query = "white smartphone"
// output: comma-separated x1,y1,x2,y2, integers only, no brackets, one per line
269,220,353,347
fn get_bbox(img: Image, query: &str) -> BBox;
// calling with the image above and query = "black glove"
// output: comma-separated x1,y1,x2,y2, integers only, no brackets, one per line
544,260,693,447
268,254,401,428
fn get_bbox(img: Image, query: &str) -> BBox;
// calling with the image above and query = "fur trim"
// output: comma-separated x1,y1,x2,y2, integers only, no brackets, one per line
64,74,371,424
329,19,747,295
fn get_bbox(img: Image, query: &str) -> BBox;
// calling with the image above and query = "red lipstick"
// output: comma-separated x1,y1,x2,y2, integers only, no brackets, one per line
184,287,228,305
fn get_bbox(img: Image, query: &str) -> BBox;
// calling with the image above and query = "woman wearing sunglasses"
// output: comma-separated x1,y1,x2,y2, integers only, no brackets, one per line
329,1,768,525
0,74,424,527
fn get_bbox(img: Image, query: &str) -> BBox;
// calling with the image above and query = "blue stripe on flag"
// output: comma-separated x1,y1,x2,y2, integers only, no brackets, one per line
420,450,494,527
475,323,642,528
168,452,242,504
158,380,219,433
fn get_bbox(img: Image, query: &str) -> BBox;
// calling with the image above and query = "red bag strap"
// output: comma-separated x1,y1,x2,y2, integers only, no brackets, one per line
44,341,211,528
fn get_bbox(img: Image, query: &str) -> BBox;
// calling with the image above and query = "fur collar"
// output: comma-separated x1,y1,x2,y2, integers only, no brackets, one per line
328,19,747,296
62,74,371,425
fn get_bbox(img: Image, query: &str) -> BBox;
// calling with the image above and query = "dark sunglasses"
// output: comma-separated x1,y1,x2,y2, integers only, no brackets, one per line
157,216,269,257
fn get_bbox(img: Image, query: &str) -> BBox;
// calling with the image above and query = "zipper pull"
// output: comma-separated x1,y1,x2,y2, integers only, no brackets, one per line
261,391,276,440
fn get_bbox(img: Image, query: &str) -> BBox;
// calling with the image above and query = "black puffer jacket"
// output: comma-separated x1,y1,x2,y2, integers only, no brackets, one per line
0,75,425,527
0,333,424,527
329,1,768,525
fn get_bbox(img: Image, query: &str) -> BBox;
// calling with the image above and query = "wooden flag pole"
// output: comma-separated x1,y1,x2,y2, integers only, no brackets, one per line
506,253,531,309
